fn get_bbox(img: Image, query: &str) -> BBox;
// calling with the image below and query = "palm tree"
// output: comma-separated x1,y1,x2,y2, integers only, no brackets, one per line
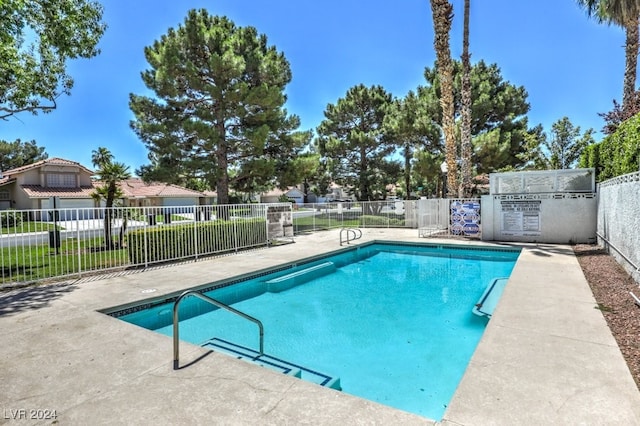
91,147,114,167
578,0,640,114
459,0,472,197
91,147,130,249
429,0,457,197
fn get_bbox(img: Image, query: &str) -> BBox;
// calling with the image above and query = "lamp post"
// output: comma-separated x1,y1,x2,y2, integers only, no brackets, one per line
440,161,448,198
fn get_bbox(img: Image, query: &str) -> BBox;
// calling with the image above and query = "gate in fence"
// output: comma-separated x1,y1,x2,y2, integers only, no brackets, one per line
417,198,482,239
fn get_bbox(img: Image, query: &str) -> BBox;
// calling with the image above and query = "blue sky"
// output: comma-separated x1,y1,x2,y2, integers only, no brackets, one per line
2,0,627,172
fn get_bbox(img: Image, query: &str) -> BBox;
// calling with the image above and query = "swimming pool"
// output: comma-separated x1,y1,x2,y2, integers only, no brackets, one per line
111,242,520,420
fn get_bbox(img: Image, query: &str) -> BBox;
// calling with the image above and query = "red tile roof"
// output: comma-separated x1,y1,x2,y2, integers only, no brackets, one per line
21,185,96,198
3,157,94,176
4,159,208,200
95,178,204,198
0,177,16,187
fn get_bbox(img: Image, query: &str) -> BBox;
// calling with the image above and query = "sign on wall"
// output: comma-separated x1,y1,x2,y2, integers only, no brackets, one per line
450,200,481,236
500,200,541,236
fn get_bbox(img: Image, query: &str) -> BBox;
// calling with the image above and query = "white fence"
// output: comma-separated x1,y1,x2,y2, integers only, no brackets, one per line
417,198,482,239
291,201,415,233
0,199,485,287
597,171,640,284
490,168,595,194
0,204,286,286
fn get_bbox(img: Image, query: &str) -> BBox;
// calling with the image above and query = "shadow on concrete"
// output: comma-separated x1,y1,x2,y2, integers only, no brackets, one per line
175,349,216,370
0,283,78,317
495,242,577,257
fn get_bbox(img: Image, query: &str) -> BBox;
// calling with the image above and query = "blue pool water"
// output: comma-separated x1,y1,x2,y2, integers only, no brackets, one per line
116,242,520,420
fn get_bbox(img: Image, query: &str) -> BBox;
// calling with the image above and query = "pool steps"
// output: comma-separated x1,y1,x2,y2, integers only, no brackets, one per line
265,261,336,293
202,337,341,391
472,277,509,318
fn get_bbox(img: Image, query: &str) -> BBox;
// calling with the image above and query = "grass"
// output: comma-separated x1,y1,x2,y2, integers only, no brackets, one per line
293,215,360,228
293,213,406,230
1,222,60,234
0,218,267,285
595,303,615,313
1,237,128,283
130,213,191,223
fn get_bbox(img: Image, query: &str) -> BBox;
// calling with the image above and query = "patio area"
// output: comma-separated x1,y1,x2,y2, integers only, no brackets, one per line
1,228,639,425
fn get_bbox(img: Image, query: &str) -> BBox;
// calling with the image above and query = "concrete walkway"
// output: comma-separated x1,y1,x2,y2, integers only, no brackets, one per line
1,229,639,425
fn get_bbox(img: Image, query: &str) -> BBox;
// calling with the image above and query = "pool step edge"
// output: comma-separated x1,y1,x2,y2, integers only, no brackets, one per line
202,337,341,391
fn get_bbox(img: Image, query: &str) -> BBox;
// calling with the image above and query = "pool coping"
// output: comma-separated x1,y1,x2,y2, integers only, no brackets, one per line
1,228,639,425
102,239,520,318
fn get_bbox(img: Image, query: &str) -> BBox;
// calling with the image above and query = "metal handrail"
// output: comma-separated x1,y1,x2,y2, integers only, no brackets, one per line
173,290,264,370
340,227,362,246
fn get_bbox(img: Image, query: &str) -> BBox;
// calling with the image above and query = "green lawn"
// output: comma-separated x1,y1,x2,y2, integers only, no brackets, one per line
292,213,406,229
0,222,60,234
1,237,128,283
293,215,360,229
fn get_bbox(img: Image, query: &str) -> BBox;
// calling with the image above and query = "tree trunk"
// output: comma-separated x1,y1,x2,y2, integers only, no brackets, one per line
623,16,639,115
459,0,472,198
215,120,230,208
404,143,412,199
359,144,368,201
104,185,116,249
430,0,457,198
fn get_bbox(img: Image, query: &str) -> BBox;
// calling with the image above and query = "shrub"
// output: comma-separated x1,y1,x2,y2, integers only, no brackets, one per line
359,215,405,227
580,113,640,181
126,218,267,265
0,210,22,228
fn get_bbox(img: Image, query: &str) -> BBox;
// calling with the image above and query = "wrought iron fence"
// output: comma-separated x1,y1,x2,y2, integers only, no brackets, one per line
291,200,416,234
0,199,482,286
0,204,284,286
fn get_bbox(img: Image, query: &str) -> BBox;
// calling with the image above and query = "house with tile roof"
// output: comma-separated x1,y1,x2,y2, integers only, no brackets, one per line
0,157,213,218
260,187,305,205
99,178,211,208
0,158,96,212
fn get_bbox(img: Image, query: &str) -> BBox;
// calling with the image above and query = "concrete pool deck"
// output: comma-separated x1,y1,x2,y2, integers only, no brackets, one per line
1,229,639,425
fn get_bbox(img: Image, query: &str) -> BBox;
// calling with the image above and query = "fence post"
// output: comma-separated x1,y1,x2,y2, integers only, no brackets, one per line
77,214,82,277
194,205,199,260
143,207,149,268
234,205,239,253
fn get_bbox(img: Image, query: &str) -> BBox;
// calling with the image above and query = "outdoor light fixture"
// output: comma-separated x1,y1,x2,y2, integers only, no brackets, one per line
440,161,448,198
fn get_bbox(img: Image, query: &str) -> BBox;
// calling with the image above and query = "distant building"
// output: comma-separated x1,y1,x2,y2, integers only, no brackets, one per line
260,187,305,205
0,158,212,218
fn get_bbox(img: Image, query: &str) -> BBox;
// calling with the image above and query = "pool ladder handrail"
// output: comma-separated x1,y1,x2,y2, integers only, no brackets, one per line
340,227,362,246
173,290,264,370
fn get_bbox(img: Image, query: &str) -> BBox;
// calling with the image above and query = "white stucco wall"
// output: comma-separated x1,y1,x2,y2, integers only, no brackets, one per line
481,193,597,244
597,172,640,283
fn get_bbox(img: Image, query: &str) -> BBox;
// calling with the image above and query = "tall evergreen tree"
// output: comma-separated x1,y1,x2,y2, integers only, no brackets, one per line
317,84,400,203
516,124,549,170
0,139,48,171
423,60,531,173
544,117,595,169
386,91,440,198
129,10,304,204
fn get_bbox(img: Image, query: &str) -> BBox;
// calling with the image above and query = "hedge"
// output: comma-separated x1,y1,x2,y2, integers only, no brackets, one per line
580,113,640,181
127,218,267,264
